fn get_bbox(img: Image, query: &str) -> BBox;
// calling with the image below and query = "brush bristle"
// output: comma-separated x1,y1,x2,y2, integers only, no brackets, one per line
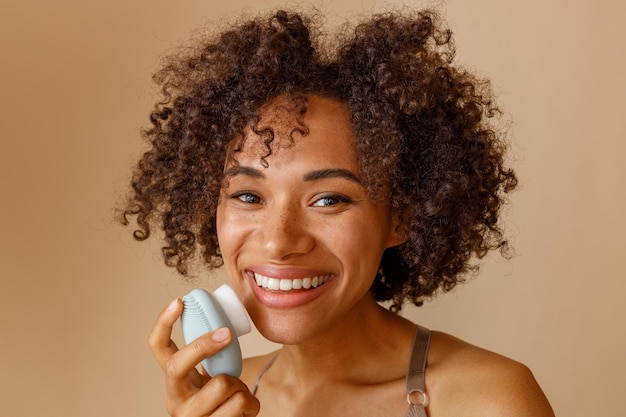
212,284,251,337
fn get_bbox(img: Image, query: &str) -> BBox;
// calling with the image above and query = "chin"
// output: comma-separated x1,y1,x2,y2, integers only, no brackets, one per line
250,311,322,346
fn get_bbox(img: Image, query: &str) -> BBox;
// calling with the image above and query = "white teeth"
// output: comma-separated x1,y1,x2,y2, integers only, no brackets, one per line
254,273,330,291
267,278,280,290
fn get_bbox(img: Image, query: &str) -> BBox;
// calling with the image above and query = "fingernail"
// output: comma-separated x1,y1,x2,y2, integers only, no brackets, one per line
211,327,230,342
167,298,178,311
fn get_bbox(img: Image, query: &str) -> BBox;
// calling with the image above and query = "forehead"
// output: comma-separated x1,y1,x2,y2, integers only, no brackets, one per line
228,95,358,168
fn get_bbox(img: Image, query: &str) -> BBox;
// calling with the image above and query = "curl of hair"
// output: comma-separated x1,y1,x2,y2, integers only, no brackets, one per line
119,9,517,311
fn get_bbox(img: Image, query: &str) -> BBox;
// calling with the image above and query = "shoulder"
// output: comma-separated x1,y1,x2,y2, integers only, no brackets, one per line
426,331,555,417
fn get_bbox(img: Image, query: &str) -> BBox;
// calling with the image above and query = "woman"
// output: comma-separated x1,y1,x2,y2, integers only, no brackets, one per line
121,9,555,416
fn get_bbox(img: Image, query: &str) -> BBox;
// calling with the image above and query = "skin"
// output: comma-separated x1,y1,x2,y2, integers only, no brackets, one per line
148,96,555,417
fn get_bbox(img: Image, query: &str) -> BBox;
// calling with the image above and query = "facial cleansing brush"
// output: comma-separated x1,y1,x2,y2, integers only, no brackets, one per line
181,284,251,377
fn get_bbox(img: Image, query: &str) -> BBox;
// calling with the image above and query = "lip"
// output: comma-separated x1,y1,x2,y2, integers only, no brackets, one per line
246,266,335,309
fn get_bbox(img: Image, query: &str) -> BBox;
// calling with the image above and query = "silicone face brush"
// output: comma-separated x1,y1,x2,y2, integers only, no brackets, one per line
181,284,251,377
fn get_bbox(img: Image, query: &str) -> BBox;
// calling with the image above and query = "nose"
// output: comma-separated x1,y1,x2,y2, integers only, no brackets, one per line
258,200,315,261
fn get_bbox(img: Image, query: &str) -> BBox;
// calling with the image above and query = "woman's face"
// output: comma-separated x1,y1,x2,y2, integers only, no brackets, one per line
216,96,404,344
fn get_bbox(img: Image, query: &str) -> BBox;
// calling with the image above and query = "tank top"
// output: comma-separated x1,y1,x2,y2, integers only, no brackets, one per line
251,325,431,417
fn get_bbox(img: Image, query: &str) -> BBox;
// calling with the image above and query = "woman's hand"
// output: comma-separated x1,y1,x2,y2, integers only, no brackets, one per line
148,298,261,417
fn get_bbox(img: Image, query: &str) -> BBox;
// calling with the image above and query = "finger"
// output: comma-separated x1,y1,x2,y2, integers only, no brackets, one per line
148,298,207,388
164,328,233,397
148,298,183,369
212,390,261,417
188,374,260,417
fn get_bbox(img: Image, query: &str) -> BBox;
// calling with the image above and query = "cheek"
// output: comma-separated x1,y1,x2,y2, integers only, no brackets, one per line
215,205,225,245
322,215,389,270
216,204,258,263
215,204,236,257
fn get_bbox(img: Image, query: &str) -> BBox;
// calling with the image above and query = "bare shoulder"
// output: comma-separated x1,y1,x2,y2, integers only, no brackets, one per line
427,331,555,417
241,351,279,390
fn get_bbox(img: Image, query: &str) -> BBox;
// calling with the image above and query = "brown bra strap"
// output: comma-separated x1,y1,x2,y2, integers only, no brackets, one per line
405,325,431,417
251,352,279,396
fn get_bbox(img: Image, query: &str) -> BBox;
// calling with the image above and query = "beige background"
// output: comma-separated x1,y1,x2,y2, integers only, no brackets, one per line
1,0,624,416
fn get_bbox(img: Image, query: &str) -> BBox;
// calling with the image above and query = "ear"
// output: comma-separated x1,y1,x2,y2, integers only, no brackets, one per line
386,214,409,248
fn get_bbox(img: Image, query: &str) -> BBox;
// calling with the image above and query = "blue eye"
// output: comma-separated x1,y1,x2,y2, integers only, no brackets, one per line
312,194,352,207
231,192,262,204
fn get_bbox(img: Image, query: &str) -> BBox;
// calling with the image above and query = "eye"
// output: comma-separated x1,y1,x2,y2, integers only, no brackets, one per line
312,194,353,207
230,191,262,204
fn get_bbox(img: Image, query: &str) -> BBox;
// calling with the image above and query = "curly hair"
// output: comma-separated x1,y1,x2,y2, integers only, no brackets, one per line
120,9,517,311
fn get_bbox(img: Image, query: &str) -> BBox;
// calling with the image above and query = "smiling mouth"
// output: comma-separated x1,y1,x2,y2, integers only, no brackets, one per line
253,272,332,291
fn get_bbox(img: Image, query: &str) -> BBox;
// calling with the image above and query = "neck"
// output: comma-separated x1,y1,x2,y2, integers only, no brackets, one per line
273,296,416,387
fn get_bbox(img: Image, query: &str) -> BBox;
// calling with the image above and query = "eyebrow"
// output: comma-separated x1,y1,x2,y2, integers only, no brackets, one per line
223,165,265,179
223,166,362,184
303,168,362,184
